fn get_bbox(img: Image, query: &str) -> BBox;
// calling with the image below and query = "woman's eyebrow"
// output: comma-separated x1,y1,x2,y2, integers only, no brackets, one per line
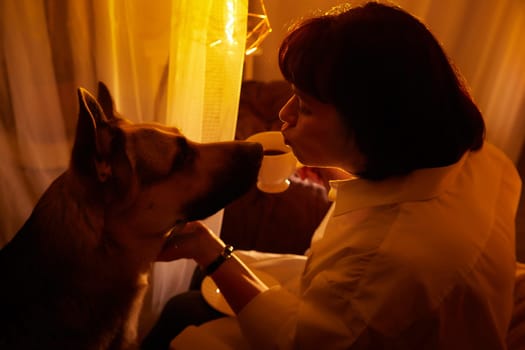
291,87,308,100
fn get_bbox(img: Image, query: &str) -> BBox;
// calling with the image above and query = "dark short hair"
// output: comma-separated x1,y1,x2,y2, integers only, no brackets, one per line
278,2,485,180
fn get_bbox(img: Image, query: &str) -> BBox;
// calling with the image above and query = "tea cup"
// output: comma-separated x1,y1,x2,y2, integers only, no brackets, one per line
246,131,297,193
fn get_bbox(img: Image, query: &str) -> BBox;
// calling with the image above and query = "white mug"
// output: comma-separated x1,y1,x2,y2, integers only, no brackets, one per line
246,131,297,193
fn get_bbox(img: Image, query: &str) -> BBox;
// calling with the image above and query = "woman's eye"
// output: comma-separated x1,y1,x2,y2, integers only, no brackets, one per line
298,101,312,115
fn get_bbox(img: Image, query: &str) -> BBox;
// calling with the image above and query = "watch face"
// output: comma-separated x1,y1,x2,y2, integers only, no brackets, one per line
204,245,234,275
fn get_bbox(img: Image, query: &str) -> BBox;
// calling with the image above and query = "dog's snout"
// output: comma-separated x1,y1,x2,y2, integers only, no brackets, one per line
252,141,264,154
233,141,263,179
242,141,264,163
233,141,263,173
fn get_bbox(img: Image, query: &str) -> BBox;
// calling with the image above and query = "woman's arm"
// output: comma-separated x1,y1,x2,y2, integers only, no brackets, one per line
157,221,269,314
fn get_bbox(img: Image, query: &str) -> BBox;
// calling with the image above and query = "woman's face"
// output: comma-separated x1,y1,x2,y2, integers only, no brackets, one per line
279,87,365,174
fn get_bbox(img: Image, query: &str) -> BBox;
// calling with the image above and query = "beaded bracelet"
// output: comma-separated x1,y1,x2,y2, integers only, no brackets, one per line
203,245,234,275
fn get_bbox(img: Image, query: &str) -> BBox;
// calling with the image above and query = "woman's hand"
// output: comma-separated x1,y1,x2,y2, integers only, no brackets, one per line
157,222,269,314
156,221,225,267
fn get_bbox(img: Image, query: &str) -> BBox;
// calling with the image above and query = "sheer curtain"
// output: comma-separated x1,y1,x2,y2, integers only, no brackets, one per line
0,0,248,332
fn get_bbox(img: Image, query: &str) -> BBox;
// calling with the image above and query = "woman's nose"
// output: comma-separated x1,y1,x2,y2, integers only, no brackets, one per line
279,96,298,125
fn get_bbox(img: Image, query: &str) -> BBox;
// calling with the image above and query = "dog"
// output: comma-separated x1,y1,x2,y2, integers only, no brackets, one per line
0,82,263,349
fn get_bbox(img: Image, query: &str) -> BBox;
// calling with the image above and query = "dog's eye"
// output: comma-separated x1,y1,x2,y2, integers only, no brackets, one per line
172,136,195,170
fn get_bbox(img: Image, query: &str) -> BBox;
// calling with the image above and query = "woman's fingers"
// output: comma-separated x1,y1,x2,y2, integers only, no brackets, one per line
155,221,218,262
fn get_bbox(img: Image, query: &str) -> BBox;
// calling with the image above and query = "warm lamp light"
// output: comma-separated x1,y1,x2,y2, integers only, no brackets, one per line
245,0,271,55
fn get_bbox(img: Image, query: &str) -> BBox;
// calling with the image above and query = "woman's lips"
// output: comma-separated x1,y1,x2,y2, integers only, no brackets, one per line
280,122,290,132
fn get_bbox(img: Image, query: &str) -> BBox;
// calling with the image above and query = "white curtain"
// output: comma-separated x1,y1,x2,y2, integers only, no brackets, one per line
0,0,248,335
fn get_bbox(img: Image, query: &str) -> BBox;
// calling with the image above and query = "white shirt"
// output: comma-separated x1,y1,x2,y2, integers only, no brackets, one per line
172,142,522,349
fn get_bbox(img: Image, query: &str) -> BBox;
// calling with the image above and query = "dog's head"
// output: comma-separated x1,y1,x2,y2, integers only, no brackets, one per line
70,82,262,248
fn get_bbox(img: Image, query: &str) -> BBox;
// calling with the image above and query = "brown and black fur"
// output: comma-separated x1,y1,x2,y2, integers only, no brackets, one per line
0,82,262,349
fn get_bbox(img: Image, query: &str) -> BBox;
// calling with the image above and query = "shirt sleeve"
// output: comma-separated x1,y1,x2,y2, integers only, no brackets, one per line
236,242,437,350
237,268,369,349
237,286,299,349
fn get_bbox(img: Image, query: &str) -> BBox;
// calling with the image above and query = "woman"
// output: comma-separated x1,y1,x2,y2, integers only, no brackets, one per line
144,2,522,349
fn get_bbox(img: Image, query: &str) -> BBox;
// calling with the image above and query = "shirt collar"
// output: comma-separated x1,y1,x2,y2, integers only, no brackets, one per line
329,153,468,216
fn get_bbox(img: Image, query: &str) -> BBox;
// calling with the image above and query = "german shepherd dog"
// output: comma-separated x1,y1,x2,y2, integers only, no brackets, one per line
0,82,263,349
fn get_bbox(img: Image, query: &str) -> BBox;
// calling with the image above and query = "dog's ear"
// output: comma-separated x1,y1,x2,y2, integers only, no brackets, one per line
71,87,113,183
96,81,115,120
